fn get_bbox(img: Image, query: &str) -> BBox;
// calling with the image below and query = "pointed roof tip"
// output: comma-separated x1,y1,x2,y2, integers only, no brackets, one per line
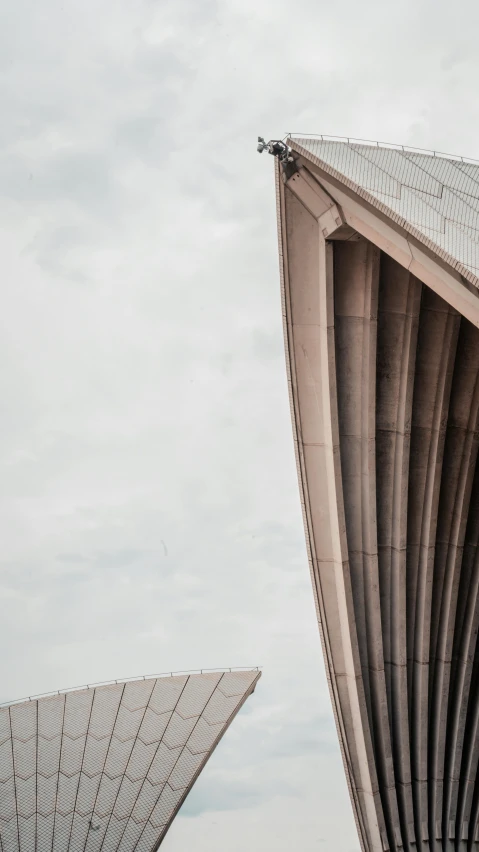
288,134,479,287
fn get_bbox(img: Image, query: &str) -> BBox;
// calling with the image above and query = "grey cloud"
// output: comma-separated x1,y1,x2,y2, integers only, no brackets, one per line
35,151,115,210
180,773,293,816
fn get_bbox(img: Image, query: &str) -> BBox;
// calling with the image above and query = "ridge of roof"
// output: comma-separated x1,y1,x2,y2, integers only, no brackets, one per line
0,666,261,709
287,133,479,166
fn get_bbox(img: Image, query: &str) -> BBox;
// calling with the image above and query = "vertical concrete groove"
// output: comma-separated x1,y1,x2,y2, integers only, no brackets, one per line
428,321,479,849
335,241,401,850
376,255,421,850
406,292,460,852
461,647,479,852
451,466,479,850
428,319,479,851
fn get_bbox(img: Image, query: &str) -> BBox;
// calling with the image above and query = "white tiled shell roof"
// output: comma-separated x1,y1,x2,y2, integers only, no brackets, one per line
291,136,479,287
0,671,260,852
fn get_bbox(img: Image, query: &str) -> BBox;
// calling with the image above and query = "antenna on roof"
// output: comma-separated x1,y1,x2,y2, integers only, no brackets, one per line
257,137,294,164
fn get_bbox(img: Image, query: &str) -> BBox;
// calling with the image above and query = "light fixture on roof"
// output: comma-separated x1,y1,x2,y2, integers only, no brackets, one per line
257,137,294,164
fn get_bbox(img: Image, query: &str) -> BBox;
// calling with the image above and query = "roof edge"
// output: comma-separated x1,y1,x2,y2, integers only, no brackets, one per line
0,666,262,709
288,132,479,166
153,669,261,850
275,157,369,852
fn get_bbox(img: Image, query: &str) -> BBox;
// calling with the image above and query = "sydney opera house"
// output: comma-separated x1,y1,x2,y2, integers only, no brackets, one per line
0,669,260,852
271,135,479,851
5,132,479,852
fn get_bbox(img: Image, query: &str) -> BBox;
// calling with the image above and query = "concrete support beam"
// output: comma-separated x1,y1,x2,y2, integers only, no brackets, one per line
278,166,385,852
334,240,402,851
376,254,421,852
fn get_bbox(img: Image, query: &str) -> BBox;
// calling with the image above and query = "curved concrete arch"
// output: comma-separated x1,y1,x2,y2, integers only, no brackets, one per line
275,138,479,852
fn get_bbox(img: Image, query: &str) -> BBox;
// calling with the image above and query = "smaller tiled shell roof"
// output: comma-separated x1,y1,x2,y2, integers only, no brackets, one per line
0,670,260,852
290,135,479,288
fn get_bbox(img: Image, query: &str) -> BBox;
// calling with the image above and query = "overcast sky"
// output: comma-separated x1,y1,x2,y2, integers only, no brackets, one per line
1,0,479,850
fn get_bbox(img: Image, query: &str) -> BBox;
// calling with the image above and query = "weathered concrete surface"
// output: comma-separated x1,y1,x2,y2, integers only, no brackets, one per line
276,149,479,852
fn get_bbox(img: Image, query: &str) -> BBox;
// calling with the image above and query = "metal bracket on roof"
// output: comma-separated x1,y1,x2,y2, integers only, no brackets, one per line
257,137,294,165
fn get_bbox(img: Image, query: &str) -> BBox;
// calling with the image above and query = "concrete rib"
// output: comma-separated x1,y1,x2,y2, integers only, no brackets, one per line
447,468,479,851
428,319,479,850
279,182,386,852
376,254,421,850
406,290,460,852
335,241,401,849
461,649,479,852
